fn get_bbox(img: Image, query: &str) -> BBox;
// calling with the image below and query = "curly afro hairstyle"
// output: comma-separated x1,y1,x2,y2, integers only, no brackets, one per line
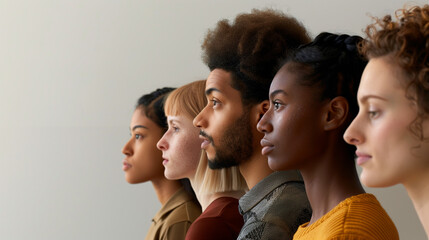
361,5,429,140
202,9,310,106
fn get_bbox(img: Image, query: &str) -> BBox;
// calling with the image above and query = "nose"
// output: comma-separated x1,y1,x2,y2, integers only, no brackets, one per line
193,106,207,128
122,138,133,156
343,118,363,146
257,110,273,133
157,133,169,151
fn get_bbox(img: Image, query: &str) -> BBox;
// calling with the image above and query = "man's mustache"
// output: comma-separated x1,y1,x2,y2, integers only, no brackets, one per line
199,130,214,144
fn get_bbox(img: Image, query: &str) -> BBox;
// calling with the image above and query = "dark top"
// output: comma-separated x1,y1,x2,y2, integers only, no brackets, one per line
185,197,243,240
237,170,312,240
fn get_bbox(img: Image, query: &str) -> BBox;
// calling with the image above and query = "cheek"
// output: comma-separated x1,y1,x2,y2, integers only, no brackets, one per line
372,116,412,154
184,137,204,167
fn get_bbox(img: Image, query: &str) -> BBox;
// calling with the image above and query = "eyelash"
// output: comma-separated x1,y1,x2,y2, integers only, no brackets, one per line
368,111,379,119
211,98,220,108
272,100,283,110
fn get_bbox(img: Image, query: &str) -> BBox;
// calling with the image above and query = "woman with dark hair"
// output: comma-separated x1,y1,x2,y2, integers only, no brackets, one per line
344,5,429,237
121,88,201,240
257,33,399,239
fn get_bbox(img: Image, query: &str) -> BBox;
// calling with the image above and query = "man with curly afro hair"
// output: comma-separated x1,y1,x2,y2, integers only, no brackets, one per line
193,9,312,240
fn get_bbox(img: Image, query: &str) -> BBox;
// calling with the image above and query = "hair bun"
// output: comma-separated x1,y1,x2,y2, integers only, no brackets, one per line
310,32,362,54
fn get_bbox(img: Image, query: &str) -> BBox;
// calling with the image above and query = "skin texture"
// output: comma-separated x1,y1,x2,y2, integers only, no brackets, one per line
122,108,166,184
344,56,429,188
157,107,244,212
257,64,364,224
157,115,202,180
257,64,328,171
193,69,272,189
344,56,429,236
122,107,182,205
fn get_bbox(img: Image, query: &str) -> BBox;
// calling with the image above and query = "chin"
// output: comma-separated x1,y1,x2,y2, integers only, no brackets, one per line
268,157,287,171
360,171,396,188
164,170,181,180
126,176,144,184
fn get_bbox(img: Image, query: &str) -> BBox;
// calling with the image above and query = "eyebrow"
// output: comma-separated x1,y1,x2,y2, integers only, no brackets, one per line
269,89,287,99
168,118,178,125
359,94,388,103
131,125,148,131
205,87,221,96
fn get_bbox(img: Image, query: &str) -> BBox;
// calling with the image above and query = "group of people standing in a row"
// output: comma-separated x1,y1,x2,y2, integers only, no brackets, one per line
121,4,429,240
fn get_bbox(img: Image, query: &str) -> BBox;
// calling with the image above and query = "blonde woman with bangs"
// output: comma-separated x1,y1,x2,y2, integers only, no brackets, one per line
157,80,247,240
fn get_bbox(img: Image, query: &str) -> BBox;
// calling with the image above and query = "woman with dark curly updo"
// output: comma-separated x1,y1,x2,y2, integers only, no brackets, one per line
122,88,201,240
344,5,429,237
258,32,399,239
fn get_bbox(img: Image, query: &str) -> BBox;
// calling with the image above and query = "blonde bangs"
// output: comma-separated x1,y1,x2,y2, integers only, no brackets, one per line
164,80,207,119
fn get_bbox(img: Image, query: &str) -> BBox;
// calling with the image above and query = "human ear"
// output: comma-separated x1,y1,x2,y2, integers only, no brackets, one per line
258,100,270,121
324,96,349,131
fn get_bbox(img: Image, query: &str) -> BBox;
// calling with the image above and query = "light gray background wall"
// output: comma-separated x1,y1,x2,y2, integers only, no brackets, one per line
1,0,427,239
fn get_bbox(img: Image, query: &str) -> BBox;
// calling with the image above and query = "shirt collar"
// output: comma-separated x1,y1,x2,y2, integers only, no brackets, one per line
152,187,193,223
239,170,303,213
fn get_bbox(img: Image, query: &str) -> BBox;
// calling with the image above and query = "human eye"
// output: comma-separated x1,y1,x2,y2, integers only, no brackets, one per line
211,98,220,108
368,111,379,119
135,134,143,140
168,124,179,133
272,100,283,111
367,105,380,119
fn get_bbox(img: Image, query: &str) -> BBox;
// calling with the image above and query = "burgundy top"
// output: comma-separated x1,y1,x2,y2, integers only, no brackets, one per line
185,197,243,240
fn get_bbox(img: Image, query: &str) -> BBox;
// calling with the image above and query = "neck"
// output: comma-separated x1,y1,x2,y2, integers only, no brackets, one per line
403,172,429,237
151,177,183,205
239,151,273,190
189,177,244,211
301,143,365,225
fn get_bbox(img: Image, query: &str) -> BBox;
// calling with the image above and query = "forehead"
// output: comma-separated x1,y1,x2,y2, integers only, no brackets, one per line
271,65,298,88
131,108,157,128
358,57,405,98
269,64,306,95
206,69,237,96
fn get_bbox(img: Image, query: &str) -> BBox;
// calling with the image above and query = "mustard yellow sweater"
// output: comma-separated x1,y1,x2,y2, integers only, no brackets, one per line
293,193,399,240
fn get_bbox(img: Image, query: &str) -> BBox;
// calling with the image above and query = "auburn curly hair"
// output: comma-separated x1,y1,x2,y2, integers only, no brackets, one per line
202,9,310,106
361,5,429,140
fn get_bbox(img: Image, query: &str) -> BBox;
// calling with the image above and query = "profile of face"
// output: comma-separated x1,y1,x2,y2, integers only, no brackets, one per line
257,64,328,171
344,56,429,188
193,69,254,169
122,108,165,184
157,115,203,180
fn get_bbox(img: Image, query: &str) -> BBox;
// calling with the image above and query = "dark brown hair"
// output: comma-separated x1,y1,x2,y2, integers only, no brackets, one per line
202,9,310,106
361,5,429,140
136,87,175,131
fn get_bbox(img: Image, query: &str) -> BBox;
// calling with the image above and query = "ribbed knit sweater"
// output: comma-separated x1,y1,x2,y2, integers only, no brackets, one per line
293,193,399,240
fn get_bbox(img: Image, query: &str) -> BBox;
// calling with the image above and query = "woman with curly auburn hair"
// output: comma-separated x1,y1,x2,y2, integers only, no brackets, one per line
344,5,429,237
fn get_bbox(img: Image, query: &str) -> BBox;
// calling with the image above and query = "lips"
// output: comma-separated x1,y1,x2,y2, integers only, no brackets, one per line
260,138,274,155
355,151,372,165
122,160,131,171
162,158,169,165
198,135,211,149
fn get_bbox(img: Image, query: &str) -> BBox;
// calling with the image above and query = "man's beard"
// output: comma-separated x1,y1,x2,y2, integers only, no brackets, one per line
206,112,254,169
